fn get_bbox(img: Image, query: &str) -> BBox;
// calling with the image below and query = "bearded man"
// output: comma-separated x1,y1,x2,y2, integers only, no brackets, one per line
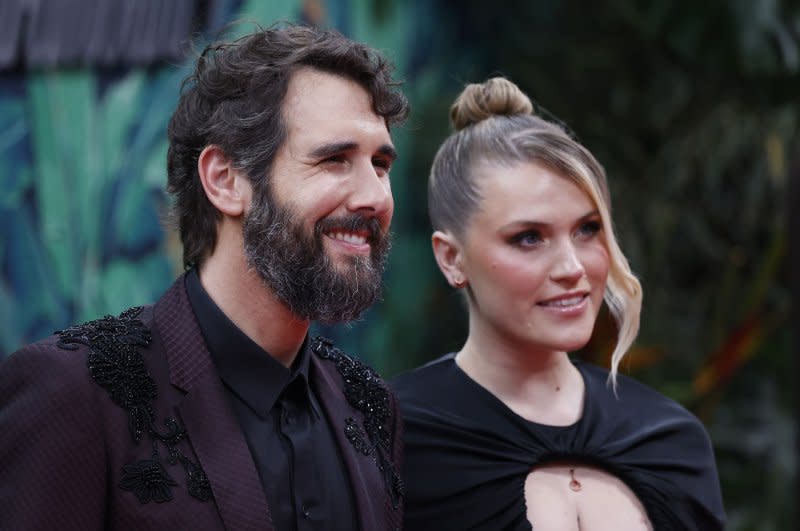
0,24,409,531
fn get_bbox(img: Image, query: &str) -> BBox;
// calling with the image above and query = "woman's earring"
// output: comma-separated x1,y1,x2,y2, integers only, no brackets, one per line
453,276,467,289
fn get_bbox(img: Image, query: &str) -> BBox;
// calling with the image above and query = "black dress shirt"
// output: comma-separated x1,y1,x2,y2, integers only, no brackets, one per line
185,269,357,531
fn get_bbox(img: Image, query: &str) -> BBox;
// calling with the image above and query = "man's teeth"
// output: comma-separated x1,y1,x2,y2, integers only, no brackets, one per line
542,296,584,307
329,232,367,245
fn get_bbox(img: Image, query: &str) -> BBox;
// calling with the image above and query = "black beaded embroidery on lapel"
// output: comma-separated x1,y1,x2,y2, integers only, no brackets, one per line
56,307,212,504
310,336,404,508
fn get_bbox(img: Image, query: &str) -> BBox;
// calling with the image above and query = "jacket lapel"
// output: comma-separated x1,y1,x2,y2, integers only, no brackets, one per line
311,355,387,531
154,278,273,531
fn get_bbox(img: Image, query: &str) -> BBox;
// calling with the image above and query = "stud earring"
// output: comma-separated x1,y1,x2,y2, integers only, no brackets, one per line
453,276,467,289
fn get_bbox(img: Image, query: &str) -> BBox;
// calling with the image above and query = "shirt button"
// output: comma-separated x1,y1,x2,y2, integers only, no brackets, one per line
301,505,311,519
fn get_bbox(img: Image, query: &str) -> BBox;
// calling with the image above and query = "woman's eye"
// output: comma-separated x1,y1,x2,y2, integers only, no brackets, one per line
576,220,602,239
512,231,543,247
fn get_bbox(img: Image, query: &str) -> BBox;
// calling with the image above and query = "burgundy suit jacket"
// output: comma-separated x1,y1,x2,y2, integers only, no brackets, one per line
0,277,404,530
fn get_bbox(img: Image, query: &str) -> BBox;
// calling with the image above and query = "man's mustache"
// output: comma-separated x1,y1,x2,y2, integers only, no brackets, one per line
315,215,386,245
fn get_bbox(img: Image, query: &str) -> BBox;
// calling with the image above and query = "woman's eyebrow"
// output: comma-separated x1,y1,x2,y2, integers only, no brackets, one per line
498,210,600,231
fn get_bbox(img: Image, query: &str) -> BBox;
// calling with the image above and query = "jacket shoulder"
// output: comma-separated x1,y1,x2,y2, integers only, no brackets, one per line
1,304,152,400
309,335,399,437
0,309,157,529
309,336,404,519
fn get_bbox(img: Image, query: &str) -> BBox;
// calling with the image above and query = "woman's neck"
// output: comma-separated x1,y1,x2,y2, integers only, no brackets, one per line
455,330,585,426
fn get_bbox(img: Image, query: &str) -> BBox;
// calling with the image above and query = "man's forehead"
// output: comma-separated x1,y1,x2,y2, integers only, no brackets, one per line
281,67,391,149
283,68,370,117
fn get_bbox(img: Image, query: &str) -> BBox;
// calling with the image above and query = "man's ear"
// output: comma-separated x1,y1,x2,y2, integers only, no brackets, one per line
432,230,468,288
197,145,251,217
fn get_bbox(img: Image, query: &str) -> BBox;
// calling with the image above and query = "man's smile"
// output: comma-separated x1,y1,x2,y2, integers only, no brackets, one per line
326,230,369,246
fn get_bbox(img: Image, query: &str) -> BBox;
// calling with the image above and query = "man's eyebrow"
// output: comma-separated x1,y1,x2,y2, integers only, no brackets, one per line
309,142,357,159
377,144,398,161
308,142,397,161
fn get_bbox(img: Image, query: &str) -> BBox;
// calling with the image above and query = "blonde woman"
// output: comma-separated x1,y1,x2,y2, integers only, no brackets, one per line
392,78,725,530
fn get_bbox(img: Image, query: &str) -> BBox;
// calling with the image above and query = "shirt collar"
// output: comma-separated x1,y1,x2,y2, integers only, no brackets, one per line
185,268,313,419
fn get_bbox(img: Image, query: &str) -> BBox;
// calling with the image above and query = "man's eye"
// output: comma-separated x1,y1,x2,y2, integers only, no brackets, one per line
323,155,347,165
372,158,392,172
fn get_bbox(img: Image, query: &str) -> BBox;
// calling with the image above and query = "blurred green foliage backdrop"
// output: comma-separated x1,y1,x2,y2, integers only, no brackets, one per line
0,0,796,529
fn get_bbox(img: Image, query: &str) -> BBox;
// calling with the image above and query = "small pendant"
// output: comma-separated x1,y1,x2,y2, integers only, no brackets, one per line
569,468,582,492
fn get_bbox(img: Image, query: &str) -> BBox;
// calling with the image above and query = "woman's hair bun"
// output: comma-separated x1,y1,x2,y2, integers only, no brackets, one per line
449,77,534,131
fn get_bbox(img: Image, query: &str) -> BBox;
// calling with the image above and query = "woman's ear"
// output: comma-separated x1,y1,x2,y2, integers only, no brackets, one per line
197,145,251,217
432,230,468,289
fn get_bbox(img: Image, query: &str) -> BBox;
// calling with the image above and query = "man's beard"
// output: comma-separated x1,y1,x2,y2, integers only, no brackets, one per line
242,184,391,323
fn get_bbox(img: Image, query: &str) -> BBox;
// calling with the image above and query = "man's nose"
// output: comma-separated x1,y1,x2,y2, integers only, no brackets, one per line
346,160,393,218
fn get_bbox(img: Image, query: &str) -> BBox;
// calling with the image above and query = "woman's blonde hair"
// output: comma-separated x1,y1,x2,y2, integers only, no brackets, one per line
429,77,642,386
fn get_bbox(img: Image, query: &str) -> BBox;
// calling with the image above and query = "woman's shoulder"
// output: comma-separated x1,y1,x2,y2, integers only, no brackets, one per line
392,352,455,384
390,353,497,425
576,360,714,454
390,353,459,403
579,360,693,412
